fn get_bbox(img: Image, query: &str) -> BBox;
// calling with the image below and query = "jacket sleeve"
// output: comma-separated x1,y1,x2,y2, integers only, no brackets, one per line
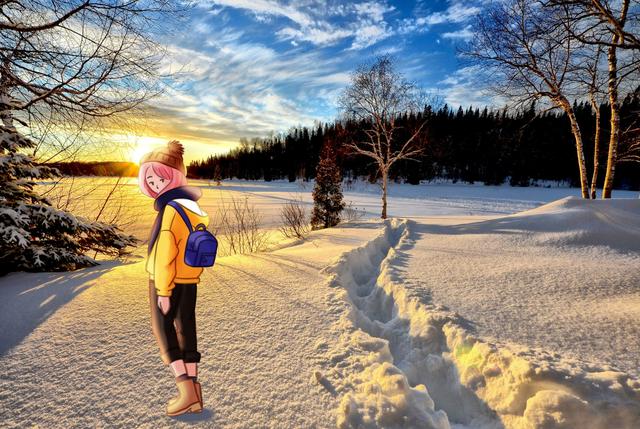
154,210,179,297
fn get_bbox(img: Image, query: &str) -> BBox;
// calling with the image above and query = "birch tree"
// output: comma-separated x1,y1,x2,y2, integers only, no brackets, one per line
549,0,640,197
466,0,593,198
576,46,607,199
338,54,429,219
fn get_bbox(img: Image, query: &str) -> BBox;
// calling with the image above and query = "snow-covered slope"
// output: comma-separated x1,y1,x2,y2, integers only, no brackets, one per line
318,213,640,428
463,196,640,252
402,197,640,378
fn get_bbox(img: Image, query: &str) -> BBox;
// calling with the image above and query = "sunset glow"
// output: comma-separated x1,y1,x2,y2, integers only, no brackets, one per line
127,137,166,165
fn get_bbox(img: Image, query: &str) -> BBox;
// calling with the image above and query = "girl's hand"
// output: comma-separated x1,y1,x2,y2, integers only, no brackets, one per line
157,296,171,315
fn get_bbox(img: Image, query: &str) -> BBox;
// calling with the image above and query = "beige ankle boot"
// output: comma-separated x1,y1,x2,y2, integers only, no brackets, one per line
166,378,202,416
170,380,202,408
195,381,203,407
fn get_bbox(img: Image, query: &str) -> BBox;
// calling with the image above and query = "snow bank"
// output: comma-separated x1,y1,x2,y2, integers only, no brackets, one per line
492,197,640,253
319,217,640,428
403,198,640,379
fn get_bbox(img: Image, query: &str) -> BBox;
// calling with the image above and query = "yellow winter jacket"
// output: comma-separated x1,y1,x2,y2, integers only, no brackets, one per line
146,199,210,297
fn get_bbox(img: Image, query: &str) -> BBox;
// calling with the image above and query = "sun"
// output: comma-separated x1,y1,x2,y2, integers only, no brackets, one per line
131,144,150,165
128,138,165,164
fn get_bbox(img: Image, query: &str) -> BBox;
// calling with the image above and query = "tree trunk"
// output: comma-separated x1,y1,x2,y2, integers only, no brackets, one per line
590,106,601,199
381,169,388,219
563,103,590,199
602,41,620,199
0,62,16,131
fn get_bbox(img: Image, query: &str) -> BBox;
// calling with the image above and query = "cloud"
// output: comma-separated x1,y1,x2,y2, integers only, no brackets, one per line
398,1,481,34
137,28,355,157
209,0,314,27
353,1,395,22
207,0,396,50
442,24,474,41
421,3,481,26
276,24,353,47
348,21,394,50
436,66,505,108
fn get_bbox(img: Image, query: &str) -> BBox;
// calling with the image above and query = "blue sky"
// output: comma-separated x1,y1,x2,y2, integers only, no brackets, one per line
129,0,494,162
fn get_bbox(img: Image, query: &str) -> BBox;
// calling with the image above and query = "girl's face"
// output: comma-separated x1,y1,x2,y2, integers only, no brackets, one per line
145,169,170,194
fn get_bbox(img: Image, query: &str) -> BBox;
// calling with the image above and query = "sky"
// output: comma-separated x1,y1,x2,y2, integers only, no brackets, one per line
120,0,495,165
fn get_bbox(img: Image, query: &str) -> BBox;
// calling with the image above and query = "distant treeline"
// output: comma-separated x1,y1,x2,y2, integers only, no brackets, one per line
189,91,640,190
49,161,139,177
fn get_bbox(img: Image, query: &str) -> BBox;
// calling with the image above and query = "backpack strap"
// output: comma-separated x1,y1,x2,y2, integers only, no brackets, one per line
167,201,194,232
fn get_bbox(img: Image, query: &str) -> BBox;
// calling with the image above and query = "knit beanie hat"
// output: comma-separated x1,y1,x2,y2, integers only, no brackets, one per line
140,140,186,175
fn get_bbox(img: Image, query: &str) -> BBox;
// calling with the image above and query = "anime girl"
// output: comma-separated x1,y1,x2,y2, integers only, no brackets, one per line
138,140,209,416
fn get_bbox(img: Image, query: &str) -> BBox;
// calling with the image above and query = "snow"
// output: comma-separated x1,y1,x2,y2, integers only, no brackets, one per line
402,197,640,378
2,178,639,428
0,219,382,428
319,215,640,428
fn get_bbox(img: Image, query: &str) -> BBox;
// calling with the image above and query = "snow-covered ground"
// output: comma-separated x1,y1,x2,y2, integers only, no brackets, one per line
319,204,640,429
0,221,383,428
36,177,639,241
2,179,639,428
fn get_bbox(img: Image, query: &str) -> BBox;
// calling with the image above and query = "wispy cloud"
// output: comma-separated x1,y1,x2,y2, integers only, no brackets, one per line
442,24,474,41
208,0,315,27
114,0,498,162
398,1,481,34
436,66,505,108
141,27,352,154
207,0,397,50
421,3,481,26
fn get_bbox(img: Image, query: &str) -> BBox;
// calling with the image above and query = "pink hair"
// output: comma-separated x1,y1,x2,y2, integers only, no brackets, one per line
138,161,187,199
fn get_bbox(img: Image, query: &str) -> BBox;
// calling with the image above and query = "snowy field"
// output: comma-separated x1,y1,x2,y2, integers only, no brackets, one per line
1,178,639,428
33,177,639,240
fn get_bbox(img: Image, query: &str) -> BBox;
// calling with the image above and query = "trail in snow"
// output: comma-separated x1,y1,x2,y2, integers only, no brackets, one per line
318,217,640,429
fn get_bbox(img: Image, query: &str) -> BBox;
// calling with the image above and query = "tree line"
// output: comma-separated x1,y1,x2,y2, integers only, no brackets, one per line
49,162,139,177
188,91,640,190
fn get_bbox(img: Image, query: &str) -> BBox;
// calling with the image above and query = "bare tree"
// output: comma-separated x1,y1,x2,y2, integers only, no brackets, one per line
0,0,181,158
618,94,640,164
338,54,429,219
279,197,310,239
0,0,181,235
343,201,366,222
0,1,181,270
211,194,269,256
550,0,640,50
548,0,640,197
578,45,608,199
465,0,592,198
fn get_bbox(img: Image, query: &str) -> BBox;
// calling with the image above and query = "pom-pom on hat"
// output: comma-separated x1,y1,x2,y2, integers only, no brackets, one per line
140,140,186,175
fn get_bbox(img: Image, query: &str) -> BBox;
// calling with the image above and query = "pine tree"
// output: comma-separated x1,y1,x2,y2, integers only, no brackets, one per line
311,141,345,229
0,95,139,275
213,163,222,186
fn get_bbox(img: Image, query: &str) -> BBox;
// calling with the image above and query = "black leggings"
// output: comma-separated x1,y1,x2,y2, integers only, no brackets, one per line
149,279,201,365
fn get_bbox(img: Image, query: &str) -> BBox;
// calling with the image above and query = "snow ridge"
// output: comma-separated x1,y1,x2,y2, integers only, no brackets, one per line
319,219,640,429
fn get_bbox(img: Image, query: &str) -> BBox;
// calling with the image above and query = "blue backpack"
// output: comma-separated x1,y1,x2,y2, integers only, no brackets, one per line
167,201,218,267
